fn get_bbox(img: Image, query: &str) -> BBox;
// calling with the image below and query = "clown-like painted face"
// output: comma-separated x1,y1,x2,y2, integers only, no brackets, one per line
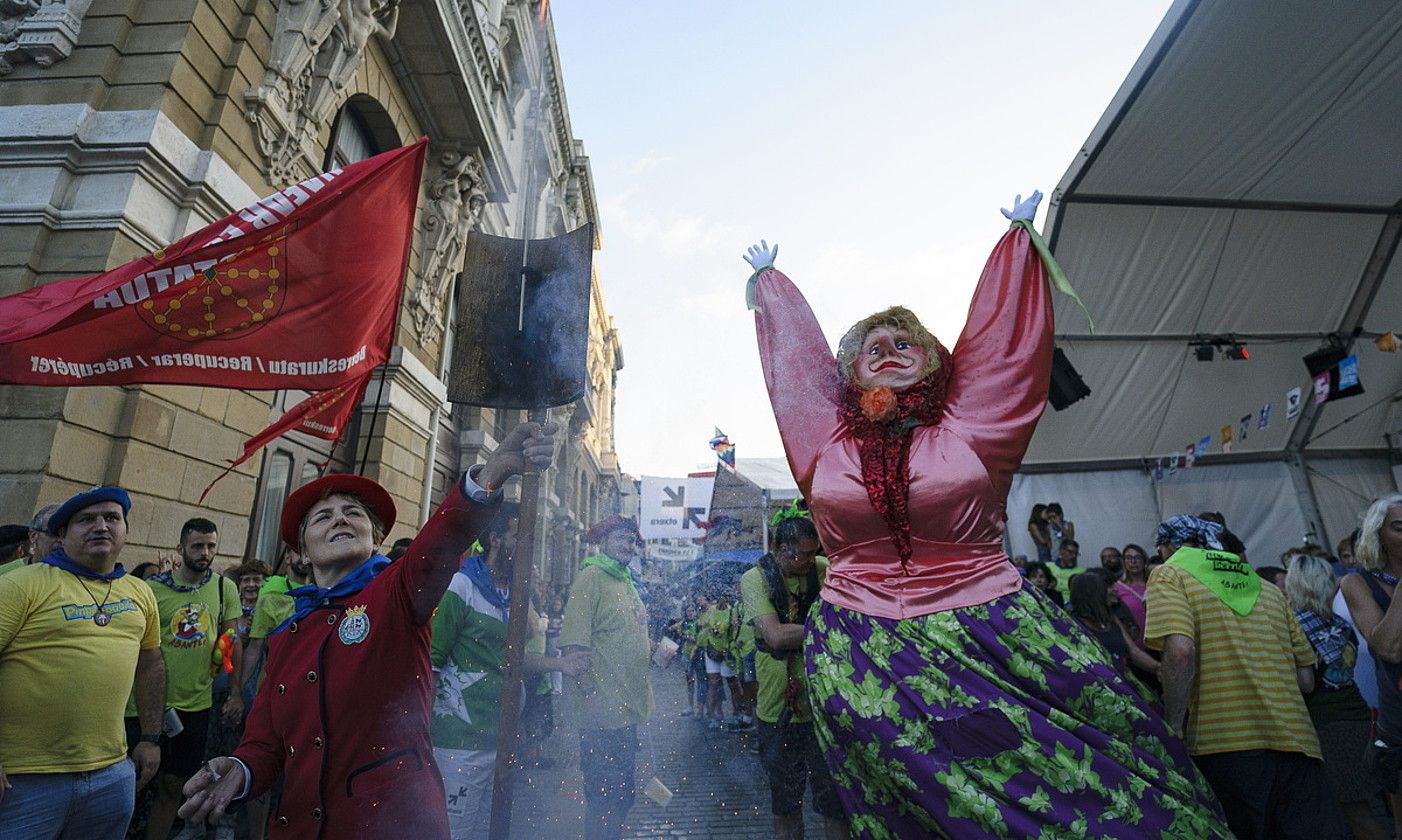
854,326,928,391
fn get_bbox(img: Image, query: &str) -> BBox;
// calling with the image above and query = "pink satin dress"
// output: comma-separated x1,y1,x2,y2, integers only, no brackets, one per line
754,226,1053,620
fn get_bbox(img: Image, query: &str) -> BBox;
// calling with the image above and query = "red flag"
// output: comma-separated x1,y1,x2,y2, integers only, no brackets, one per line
0,139,428,482
199,369,376,502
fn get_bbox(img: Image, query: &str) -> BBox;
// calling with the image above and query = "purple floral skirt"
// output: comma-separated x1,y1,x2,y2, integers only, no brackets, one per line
804,583,1231,839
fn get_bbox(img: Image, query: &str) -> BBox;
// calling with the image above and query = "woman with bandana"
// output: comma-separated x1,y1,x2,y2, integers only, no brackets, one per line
742,193,1229,838
178,421,557,839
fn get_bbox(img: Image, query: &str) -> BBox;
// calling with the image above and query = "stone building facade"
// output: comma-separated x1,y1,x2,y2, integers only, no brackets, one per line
0,0,625,580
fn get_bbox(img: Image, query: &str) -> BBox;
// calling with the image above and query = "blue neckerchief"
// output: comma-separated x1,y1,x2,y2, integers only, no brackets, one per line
269,554,390,635
37,546,126,581
150,569,212,593
459,553,509,614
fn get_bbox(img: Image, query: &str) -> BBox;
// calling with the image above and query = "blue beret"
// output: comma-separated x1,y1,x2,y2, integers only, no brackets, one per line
48,486,132,534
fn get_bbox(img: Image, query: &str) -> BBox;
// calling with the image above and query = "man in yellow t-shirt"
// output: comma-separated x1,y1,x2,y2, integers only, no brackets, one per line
1145,514,1347,840
740,516,848,840
0,486,165,838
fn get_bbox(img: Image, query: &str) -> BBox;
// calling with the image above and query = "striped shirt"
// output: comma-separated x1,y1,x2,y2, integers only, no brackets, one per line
1144,562,1320,758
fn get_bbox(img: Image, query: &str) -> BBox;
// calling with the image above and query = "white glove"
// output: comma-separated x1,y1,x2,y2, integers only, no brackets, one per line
743,241,779,273
1000,191,1043,222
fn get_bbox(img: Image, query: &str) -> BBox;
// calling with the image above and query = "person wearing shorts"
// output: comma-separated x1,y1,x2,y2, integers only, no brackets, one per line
698,592,739,730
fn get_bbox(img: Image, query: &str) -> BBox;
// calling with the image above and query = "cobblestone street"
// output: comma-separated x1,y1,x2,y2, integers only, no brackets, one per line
508,663,827,839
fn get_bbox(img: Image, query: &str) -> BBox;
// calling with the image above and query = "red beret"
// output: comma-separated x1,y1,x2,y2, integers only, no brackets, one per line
280,474,397,547
585,515,641,545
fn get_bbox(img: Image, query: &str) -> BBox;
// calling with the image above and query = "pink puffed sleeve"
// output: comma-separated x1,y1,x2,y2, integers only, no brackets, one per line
942,226,1054,499
753,269,843,497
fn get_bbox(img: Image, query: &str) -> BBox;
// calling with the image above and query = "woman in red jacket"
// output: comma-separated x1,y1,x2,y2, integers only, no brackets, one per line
178,421,557,839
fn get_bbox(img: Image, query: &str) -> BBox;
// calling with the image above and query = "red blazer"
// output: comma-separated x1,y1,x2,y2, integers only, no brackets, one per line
234,484,496,839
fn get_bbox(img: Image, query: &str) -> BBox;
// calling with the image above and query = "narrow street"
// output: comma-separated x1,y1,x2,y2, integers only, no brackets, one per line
509,663,828,838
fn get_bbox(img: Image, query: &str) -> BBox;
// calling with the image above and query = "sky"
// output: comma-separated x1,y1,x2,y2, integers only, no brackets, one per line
549,2,1176,479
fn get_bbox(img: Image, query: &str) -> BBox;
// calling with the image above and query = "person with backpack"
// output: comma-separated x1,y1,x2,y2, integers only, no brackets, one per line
740,517,847,839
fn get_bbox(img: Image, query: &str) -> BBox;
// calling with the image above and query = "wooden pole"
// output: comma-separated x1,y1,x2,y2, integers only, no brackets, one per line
488,407,547,840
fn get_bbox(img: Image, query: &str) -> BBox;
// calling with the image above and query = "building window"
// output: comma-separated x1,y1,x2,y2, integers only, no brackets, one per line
247,95,399,563
324,94,400,169
252,451,293,565
329,108,377,168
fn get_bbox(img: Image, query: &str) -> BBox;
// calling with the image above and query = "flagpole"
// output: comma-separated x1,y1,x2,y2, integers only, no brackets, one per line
355,362,391,476
490,8,551,836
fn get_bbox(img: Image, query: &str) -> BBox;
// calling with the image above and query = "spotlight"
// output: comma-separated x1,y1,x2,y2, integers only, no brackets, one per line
1194,345,1215,362
1225,344,1249,360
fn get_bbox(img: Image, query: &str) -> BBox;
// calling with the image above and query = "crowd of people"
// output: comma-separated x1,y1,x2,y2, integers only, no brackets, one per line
0,421,666,840
10,193,1402,840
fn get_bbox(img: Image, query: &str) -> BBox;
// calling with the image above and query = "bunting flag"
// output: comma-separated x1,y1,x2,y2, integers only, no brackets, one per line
1221,424,1234,453
1184,443,1197,468
1376,332,1399,353
1238,415,1251,442
1257,403,1271,430
709,428,736,469
1168,453,1180,474
1286,386,1302,420
1153,459,1165,481
1198,434,1212,456
0,139,428,488
1313,371,1331,405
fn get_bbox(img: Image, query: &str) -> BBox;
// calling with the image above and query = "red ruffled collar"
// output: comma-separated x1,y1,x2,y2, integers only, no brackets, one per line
838,343,953,563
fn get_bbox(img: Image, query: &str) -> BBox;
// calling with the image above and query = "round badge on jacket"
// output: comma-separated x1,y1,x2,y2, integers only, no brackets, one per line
339,604,371,645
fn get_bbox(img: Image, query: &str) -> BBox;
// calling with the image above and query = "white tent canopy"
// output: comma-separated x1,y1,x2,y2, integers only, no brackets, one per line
1009,0,1402,565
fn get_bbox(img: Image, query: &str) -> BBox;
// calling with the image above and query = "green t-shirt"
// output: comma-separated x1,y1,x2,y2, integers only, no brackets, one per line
430,571,509,751
733,606,756,662
697,605,735,659
130,572,240,713
249,578,294,640
0,558,27,577
741,558,828,724
1050,563,1082,601
559,565,653,730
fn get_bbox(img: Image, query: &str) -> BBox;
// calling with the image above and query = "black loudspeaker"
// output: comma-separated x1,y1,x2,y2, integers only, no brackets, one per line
1048,347,1091,411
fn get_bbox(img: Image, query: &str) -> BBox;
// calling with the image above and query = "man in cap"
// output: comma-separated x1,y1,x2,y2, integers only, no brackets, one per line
0,486,166,837
180,421,557,839
0,504,59,578
1144,514,1347,840
560,515,654,840
0,525,30,573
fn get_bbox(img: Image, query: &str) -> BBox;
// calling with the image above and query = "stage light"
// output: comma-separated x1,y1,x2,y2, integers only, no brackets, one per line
1194,345,1215,362
1225,345,1249,360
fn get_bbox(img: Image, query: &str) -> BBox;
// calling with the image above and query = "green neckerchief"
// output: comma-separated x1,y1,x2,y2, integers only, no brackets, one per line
1011,219,1093,332
580,553,636,592
1167,546,1261,617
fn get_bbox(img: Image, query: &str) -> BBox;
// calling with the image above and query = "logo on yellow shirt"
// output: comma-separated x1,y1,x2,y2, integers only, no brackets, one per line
171,602,211,648
61,599,138,621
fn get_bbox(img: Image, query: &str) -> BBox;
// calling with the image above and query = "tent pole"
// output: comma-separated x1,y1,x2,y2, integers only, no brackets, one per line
1285,453,1328,549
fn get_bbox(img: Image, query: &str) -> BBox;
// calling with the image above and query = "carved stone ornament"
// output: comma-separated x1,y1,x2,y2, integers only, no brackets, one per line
244,0,400,185
0,0,93,75
410,150,489,344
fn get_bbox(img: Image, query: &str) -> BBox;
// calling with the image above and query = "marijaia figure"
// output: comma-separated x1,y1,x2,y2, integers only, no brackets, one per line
743,192,1231,839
